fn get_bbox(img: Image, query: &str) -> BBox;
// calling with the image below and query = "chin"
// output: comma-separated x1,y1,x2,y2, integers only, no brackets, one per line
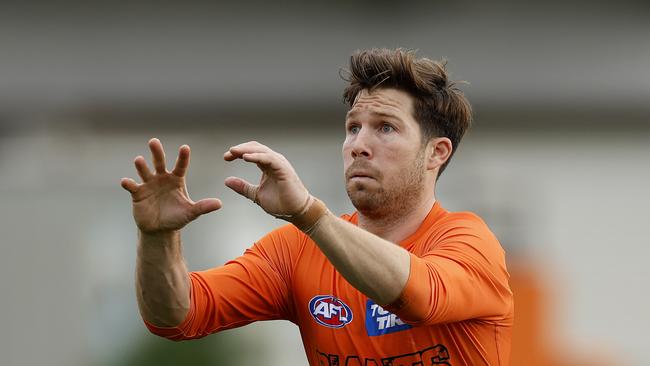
347,178,426,220
349,196,375,212
347,188,383,214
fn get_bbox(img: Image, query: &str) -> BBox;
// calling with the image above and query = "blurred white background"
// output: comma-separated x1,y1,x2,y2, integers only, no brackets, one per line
1,1,648,365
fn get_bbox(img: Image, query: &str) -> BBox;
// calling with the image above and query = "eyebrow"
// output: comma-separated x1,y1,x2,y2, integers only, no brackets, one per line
345,109,403,121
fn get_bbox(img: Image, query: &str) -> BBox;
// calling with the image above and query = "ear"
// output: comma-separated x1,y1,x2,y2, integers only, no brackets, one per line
425,137,453,172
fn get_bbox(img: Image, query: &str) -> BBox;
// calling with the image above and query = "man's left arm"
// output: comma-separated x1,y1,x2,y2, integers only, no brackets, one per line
305,207,411,305
223,141,411,305
305,208,512,326
224,142,511,323
382,217,513,325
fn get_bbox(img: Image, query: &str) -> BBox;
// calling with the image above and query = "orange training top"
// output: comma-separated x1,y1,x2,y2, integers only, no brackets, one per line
146,202,514,366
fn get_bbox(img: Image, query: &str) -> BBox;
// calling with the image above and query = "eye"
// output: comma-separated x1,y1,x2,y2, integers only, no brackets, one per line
380,123,394,133
348,125,360,134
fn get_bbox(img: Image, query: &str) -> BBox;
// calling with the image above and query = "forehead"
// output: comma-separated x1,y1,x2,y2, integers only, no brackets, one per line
346,88,414,120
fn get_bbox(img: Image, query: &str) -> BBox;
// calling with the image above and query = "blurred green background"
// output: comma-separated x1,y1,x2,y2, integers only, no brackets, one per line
1,0,648,365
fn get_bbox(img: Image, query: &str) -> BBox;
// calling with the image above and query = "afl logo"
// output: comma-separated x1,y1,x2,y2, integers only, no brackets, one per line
309,295,353,328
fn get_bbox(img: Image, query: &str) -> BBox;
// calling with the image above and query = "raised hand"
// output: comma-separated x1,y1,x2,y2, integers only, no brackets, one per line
224,141,310,219
121,138,222,234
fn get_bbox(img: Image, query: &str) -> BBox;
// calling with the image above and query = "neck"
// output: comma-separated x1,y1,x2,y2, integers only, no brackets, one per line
357,190,436,243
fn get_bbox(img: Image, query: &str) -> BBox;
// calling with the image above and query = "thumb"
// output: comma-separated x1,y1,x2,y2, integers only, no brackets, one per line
191,198,223,218
225,176,259,202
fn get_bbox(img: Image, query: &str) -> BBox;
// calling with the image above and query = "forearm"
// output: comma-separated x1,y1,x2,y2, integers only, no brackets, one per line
306,210,411,305
136,230,190,327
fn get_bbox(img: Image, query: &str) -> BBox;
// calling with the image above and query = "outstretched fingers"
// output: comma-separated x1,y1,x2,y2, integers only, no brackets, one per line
191,198,223,218
172,145,191,177
134,156,153,182
224,176,259,202
120,177,140,193
241,152,277,169
224,142,285,173
223,141,271,161
148,138,167,174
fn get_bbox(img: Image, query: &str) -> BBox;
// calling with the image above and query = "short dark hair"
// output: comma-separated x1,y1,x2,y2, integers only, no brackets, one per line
342,48,472,176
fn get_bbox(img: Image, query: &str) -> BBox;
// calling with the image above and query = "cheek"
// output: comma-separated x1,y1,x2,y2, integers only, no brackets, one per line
342,139,354,157
380,148,418,175
341,144,352,169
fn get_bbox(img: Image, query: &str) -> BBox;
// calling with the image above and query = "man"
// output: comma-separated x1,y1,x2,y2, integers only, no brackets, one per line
120,48,513,366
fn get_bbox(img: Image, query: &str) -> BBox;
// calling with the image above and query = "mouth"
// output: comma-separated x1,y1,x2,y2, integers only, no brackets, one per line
346,162,380,181
348,173,375,180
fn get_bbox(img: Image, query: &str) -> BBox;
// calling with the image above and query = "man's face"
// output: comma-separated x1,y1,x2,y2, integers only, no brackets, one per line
342,88,428,218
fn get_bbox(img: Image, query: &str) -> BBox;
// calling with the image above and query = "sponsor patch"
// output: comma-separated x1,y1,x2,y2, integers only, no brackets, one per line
309,295,353,328
365,299,411,336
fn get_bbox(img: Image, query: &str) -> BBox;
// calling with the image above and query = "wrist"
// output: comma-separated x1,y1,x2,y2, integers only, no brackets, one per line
139,229,180,245
290,196,329,233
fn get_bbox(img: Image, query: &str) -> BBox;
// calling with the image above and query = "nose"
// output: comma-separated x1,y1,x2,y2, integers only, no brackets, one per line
350,129,372,159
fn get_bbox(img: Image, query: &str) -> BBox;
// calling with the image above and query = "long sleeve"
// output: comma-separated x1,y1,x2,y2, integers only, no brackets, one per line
384,213,513,326
144,224,304,340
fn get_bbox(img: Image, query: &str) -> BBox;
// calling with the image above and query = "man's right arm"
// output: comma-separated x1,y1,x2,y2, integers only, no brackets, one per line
121,138,222,329
136,230,190,327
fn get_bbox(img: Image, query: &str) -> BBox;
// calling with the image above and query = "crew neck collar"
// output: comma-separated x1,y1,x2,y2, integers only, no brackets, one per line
348,201,447,248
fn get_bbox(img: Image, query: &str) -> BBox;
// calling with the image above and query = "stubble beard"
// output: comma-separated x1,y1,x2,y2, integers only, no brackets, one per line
346,150,426,223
